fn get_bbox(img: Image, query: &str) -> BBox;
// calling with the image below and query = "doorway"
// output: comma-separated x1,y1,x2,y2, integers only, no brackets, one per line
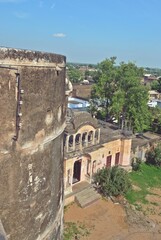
73,160,81,184
115,152,120,165
106,155,112,168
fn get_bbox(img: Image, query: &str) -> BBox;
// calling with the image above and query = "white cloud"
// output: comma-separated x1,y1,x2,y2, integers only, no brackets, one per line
53,33,66,38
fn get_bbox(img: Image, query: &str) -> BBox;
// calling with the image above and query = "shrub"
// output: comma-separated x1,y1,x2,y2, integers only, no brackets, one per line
94,166,131,197
146,145,161,167
131,157,142,171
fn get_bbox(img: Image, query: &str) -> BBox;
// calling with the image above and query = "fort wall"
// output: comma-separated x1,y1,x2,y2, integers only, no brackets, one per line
0,47,66,240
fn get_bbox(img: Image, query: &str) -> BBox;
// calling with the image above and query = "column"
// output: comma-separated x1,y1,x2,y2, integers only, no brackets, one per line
97,128,101,143
92,130,96,145
85,132,88,147
73,134,76,151
66,135,70,152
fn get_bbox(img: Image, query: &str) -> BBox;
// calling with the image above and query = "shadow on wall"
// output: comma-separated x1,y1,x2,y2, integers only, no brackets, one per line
0,220,7,240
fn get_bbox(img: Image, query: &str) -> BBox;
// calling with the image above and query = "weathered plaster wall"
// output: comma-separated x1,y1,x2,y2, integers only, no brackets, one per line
64,138,132,197
0,48,66,240
120,138,132,167
72,83,92,100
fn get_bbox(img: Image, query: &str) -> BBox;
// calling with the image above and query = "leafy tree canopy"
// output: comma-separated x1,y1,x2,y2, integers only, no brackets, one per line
67,65,83,83
91,57,151,132
150,78,161,93
149,106,161,133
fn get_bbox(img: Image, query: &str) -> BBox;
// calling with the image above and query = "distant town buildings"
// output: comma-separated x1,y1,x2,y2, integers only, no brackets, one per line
144,74,159,85
68,97,90,110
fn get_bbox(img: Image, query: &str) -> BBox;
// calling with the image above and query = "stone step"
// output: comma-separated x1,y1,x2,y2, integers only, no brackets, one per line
76,193,101,208
77,188,99,199
76,186,94,198
75,187,101,208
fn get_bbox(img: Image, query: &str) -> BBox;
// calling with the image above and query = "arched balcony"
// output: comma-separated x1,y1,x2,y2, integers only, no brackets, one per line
64,128,101,153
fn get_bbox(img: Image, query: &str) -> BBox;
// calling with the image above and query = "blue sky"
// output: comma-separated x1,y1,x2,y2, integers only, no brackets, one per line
0,0,161,67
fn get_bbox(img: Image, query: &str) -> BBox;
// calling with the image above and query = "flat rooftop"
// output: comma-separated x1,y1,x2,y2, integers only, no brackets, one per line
131,132,161,150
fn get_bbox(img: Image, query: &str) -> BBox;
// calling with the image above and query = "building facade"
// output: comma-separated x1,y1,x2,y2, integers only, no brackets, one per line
64,111,132,202
0,48,66,240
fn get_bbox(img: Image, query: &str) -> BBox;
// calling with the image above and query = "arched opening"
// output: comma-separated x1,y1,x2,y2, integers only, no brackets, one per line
75,133,81,150
88,131,93,145
69,135,73,150
72,160,82,184
82,132,87,147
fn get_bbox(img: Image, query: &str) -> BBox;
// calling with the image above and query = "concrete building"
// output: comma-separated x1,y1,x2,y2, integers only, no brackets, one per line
149,90,160,100
68,97,90,111
131,132,161,161
0,47,67,240
144,74,158,85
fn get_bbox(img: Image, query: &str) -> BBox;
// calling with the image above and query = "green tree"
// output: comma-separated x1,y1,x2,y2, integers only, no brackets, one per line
94,166,131,197
91,57,117,119
150,80,159,91
91,58,150,132
150,77,161,93
67,65,83,83
149,106,161,133
156,77,161,93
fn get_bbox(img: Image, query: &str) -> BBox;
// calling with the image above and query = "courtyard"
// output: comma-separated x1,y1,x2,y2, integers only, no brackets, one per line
64,198,161,240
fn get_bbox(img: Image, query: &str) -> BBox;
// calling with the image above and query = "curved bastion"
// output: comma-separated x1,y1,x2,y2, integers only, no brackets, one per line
0,47,66,240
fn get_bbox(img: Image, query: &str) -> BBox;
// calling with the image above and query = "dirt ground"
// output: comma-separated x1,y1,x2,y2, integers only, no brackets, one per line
64,198,161,240
143,188,161,226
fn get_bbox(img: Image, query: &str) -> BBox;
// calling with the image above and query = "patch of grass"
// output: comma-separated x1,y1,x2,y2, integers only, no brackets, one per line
64,202,75,213
125,163,161,204
64,221,92,240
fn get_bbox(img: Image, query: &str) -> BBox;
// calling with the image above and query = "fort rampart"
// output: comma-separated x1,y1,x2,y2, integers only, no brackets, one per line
0,47,66,240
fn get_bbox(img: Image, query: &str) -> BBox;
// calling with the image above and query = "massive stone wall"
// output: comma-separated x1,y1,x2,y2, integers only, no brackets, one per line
0,48,66,240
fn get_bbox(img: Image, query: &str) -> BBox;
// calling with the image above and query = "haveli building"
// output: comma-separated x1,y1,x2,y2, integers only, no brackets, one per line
64,96,161,205
64,110,132,204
